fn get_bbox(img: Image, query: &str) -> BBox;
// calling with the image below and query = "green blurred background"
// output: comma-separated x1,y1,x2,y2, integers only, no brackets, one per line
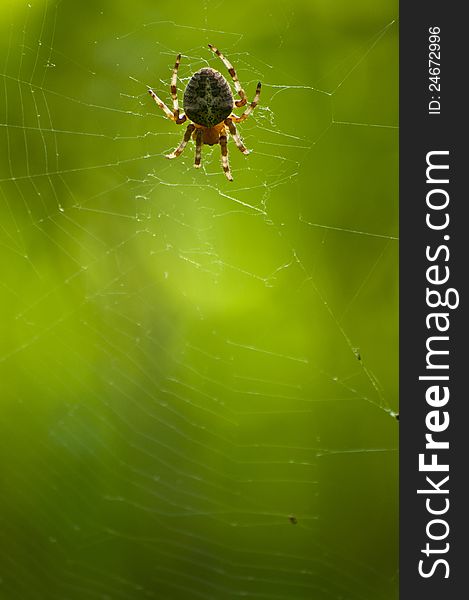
0,0,398,598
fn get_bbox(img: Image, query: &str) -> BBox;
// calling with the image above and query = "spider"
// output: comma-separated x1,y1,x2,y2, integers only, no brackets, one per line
148,44,261,181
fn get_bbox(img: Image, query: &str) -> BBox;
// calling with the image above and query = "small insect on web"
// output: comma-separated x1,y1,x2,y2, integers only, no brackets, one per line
148,44,262,181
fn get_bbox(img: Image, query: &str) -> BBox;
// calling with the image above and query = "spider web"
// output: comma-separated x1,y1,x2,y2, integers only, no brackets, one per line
0,1,398,599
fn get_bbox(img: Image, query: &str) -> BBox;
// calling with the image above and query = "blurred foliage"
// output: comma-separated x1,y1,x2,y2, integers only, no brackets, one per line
0,0,398,599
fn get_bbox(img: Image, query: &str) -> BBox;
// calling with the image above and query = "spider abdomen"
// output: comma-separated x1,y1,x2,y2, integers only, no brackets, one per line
183,68,234,128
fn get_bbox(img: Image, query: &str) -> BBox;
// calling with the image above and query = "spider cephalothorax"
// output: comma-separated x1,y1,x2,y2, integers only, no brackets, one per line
148,45,261,181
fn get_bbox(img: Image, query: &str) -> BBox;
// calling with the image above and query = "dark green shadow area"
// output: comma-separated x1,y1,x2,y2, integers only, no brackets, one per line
0,1,398,598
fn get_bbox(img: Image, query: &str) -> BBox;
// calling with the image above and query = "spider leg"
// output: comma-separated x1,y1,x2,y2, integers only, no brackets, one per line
148,88,176,121
166,123,196,159
149,52,187,125
170,53,187,123
224,118,249,155
194,129,203,168
219,133,233,181
149,87,187,123
208,44,247,108
229,81,261,123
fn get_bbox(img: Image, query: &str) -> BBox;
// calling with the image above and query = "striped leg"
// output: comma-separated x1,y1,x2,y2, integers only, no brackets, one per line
149,87,187,124
208,44,247,108
166,124,195,159
230,81,262,123
194,129,203,168
219,134,233,181
149,52,186,124
225,118,249,155
148,88,175,120
170,54,185,123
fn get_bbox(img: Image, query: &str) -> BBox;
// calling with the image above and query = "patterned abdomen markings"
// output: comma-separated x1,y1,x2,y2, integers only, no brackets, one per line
183,68,234,128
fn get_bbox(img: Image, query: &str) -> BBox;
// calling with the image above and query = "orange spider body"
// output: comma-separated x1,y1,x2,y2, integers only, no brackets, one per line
193,122,226,146
148,44,261,181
